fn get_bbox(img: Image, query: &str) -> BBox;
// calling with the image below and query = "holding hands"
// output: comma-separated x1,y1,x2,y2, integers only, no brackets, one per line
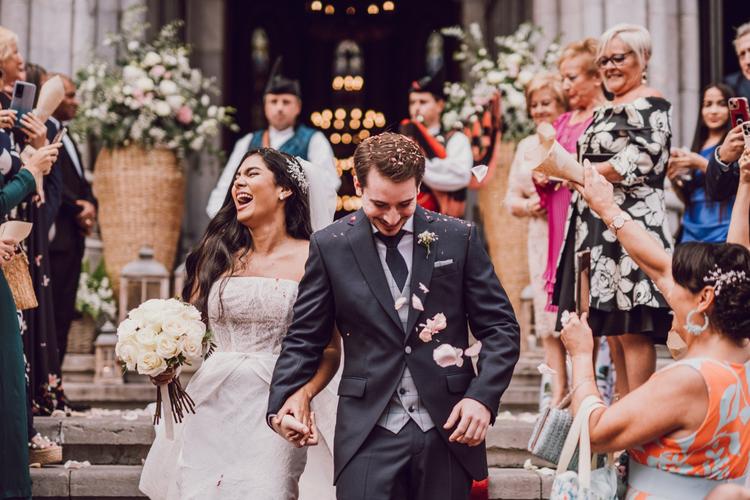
272,386,319,448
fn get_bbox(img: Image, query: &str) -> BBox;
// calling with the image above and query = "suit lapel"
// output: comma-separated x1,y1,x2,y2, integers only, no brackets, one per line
346,209,404,333
405,207,437,339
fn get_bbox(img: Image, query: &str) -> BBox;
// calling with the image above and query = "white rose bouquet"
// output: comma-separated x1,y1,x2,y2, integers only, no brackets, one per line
115,298,213,438
72,10,237,160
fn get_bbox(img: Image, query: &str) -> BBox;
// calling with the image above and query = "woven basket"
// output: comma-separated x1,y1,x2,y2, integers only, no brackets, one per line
29,444,62,465
1,250,38,310
66,315,97,354
93,146,185,292
477,141,530,349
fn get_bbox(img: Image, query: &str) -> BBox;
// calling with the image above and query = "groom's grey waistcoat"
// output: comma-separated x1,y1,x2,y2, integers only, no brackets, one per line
372,219,434,434
267,206,521,483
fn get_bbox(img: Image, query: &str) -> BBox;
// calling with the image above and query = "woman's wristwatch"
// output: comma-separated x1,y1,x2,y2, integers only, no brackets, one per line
607,211,633,235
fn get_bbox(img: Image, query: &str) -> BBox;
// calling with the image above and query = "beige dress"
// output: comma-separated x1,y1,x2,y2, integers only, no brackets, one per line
504,135,558,338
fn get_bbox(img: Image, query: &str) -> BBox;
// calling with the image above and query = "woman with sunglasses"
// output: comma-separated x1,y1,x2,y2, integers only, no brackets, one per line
553,24,673,397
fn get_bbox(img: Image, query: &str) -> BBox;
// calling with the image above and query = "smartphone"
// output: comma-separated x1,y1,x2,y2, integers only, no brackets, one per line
729,97,750,128
52,126,67,144
575,249,591,315
743,121,750,150
9,81,36,124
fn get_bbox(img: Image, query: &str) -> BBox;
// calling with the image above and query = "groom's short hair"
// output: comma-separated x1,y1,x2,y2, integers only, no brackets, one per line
353,132,425,187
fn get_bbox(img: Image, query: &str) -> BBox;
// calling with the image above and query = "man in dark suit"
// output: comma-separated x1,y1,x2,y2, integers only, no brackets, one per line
267,132,520,500
48,74,96,365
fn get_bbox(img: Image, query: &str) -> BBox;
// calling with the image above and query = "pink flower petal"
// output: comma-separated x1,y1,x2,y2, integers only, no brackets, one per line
394,297,408,310
419,282,429,294
418,328,433,343
433,344,463,368
464,341,482,357
411,294,424,311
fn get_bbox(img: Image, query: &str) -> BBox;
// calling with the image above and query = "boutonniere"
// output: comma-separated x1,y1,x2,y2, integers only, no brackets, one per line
417,230,438,256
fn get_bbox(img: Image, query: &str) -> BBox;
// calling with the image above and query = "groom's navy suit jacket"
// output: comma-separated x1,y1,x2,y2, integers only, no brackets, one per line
267,206,520,482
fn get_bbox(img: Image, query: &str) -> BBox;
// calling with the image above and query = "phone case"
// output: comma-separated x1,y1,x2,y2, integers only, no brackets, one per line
10,82,36,122
729,97,750,127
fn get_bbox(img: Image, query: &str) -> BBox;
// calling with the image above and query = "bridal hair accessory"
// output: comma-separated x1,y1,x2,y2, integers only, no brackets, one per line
703,266,747,296
284,156,309,194
685,309,709,336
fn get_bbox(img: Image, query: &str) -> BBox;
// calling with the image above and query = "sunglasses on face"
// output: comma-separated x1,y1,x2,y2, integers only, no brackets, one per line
597,51,634,68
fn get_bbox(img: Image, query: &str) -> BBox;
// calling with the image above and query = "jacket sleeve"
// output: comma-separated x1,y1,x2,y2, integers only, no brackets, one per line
266,233,336,420
705,154,740,202
461,224,521,422
0,169,36,218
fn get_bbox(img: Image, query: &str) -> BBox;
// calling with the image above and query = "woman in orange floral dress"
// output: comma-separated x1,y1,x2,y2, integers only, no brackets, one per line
559,161,750,499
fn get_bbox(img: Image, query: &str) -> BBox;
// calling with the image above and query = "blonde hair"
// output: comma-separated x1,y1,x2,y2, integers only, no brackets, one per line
734,22,750,49
524,72,566,114
0,26,18,62
558,37,600,77
598,23,651,70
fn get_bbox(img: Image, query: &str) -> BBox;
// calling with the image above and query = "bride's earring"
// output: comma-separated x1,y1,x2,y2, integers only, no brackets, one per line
685,309,709,336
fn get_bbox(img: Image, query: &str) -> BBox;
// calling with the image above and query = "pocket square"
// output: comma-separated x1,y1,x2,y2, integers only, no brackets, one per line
434,259,454,268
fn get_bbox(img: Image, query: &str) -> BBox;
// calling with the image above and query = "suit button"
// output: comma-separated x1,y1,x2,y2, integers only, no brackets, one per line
405,346,412,354
399,387,406,395
408,406,415,413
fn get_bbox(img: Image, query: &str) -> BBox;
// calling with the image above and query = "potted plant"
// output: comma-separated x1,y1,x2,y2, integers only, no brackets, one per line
72,15,237,289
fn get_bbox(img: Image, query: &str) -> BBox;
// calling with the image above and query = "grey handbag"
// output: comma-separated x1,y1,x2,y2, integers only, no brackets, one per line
527,392,578,466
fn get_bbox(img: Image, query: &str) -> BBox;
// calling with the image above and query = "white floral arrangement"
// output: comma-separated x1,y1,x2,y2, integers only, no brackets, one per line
115,298,213,432
441,22,561,141
75,260,116,323
72,14,237,159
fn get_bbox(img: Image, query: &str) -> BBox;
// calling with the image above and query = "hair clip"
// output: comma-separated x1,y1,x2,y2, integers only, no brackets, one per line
284,156,309,194
703,266,748,296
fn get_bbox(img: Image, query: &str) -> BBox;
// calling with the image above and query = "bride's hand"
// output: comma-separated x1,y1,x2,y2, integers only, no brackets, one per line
276,414,313,448
149,366,177,386
277,386,313,435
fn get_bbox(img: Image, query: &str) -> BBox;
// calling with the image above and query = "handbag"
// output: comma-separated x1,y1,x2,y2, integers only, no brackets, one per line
1,250,38,310
527,390,575,465
550,395,617,500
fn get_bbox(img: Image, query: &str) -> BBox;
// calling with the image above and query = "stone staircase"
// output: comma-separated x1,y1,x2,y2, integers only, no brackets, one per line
32,351,550,499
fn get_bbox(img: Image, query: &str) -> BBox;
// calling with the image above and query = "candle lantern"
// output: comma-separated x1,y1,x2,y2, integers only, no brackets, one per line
118,246,170,323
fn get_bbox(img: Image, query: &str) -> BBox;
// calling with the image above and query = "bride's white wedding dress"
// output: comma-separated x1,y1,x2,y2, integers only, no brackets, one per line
139,277,338,500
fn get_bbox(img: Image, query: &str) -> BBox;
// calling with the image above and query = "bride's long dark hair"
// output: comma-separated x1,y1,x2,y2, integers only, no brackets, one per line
183,148,312,320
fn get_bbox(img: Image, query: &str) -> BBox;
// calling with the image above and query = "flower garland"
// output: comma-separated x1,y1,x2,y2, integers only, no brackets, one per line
441,22,561,142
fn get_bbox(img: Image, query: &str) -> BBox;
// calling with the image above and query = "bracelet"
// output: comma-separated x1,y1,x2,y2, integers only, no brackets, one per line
569,377,597,395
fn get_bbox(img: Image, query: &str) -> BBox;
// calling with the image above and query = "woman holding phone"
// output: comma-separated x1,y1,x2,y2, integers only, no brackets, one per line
668,83,735,242
0,26,69,463
0,68,60,499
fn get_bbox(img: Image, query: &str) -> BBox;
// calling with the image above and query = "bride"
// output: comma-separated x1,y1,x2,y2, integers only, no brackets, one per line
139,148,340,500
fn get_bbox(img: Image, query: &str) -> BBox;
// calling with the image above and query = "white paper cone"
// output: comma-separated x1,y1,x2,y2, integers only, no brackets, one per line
521,125,585,185
160,384,175,440
33,76,65,123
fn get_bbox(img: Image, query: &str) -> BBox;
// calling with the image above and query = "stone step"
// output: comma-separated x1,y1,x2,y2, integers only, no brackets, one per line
32,465,145,499
63,382,155,409
31,465,550,499
35,413,544,467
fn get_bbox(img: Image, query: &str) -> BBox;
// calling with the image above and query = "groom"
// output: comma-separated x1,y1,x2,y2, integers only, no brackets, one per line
268,132,520,499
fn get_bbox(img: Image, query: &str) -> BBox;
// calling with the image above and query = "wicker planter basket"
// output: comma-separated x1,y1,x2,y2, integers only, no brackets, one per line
93,146,185,292
477,141,530,348
66,315,97,354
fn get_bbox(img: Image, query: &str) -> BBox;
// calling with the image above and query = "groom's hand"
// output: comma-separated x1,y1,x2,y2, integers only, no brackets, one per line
443,398,491,447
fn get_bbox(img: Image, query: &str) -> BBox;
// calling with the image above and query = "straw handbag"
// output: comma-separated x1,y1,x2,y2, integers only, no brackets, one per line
1,250,37,310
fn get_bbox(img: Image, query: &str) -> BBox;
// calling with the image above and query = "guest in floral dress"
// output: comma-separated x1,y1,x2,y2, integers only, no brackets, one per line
553,24,673,395
505,72,567,405
561,159,750,500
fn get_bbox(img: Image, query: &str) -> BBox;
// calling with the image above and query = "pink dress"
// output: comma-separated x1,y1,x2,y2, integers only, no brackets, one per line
537,112,592,312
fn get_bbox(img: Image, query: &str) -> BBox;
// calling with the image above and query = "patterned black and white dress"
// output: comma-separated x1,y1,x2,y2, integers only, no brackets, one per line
553,97,673,341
